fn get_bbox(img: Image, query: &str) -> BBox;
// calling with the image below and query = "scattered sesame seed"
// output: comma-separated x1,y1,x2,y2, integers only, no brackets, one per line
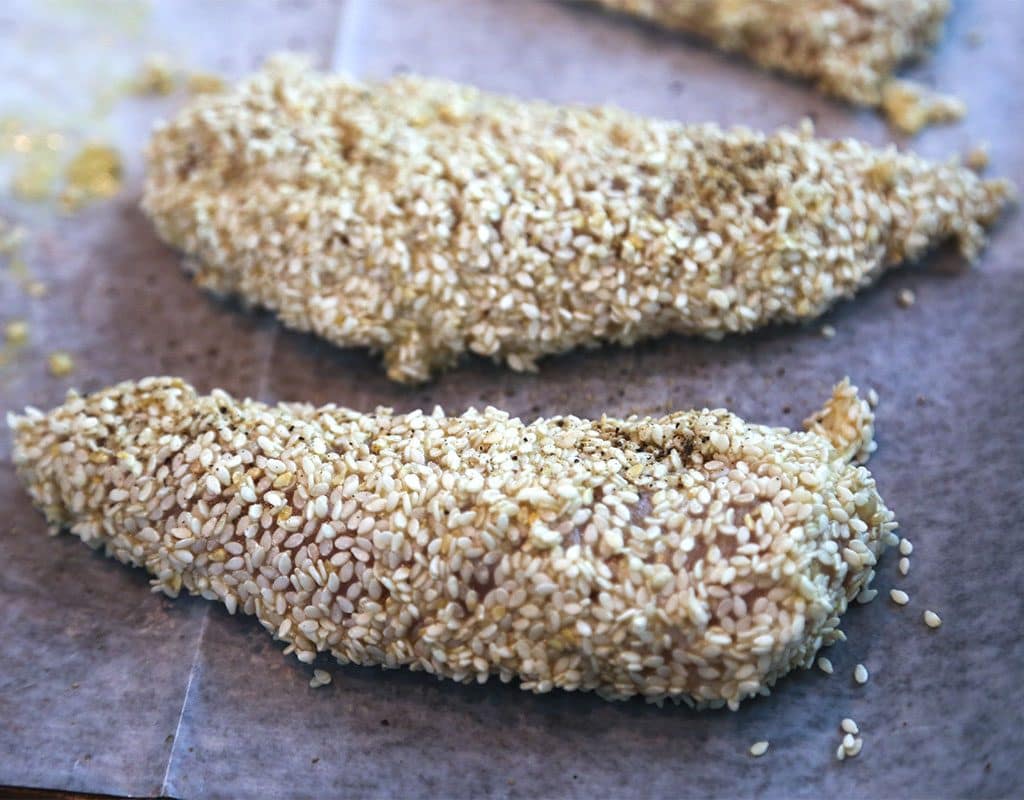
965,143,990,172
841,718,859,735
5,320,28,346
835,744,846,761
186,71,226,95
896,289,916,308
898,557,910,576
142,59,1010,383
821,324,836,339
131,55,176,96
9,377,898,708
47,351,74,377
817,657,834,675
899,538,913,556
924,610,942,629
749,740,770,757
889,589,909,605
309,668,332,688
854,664,869,684
866,388,879,408
856,587,878,605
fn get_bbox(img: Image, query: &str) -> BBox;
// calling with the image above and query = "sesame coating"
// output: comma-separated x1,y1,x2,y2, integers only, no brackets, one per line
10,376,895,708
593,1,956,121
141,59,1012,383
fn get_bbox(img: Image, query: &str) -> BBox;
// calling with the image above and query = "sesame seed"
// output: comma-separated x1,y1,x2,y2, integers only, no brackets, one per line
749,740,770,757
817,657,834,675
820,324,836,339
898,557,910,576
841,718,859,735
889,589,909,605
309,668,332,688
896,289,916,308
47,351,74,377
5,320,28,345
923,610,942,628
899,538,913,556
854,664,869,684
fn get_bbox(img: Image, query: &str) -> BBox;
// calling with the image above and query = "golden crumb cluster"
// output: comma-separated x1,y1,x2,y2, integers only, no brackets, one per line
594,0,959,124
11,377,896,708
142,60,1010,383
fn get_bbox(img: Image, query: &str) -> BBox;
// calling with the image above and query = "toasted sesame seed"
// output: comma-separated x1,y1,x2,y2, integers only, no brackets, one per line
749,740,770,757
923,610,942,628
817,657,834,675
854,664,869,684
890,589,909,605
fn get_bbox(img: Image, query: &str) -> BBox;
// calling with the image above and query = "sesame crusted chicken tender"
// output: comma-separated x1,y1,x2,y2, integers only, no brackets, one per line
592,0,961,128
10,377,896,708
142,59,1012,383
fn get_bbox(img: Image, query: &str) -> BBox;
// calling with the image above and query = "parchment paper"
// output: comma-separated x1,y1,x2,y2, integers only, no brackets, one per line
1,1,1021,797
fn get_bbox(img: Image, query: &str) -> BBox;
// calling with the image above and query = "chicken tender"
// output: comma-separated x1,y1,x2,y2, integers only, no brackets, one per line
10,377,895,708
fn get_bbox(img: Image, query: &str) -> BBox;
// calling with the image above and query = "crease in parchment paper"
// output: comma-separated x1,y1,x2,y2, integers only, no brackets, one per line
157,15,350,790
160,608,210,797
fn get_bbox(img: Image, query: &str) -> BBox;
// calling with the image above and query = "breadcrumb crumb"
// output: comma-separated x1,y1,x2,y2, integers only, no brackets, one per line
881,80,966,136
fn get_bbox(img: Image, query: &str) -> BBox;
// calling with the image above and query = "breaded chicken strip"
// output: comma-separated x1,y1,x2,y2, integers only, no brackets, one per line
11,377,894,708
591,0,963,131
143,60,1011,382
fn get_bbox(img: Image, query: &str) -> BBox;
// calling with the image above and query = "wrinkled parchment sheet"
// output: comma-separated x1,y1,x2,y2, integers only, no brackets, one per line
0,1,1021,797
